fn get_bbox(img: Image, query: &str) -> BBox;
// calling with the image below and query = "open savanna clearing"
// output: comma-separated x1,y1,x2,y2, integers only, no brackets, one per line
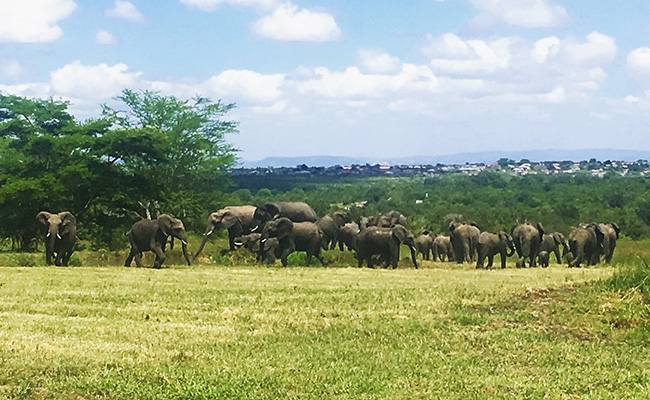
1,261,649,399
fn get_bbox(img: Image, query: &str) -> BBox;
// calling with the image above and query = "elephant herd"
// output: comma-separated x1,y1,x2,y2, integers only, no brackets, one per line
34,204,621,270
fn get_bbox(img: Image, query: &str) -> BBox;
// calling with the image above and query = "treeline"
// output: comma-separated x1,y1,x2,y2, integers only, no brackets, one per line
0,90,238,251
227,171,650,240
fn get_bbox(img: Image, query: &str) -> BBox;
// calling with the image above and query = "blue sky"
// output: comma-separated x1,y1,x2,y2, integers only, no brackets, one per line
2,0,650,162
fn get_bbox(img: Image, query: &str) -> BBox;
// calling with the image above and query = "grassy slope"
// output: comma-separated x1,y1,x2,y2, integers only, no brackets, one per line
0,239,649,399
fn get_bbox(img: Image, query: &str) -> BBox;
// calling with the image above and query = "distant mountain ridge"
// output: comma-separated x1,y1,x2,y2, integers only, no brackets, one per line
239,149,650,168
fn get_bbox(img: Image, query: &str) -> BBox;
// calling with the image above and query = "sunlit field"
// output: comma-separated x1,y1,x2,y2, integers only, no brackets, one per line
0,239,649,399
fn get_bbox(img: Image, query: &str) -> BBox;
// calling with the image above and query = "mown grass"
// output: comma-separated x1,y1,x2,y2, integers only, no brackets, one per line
0,239,649,399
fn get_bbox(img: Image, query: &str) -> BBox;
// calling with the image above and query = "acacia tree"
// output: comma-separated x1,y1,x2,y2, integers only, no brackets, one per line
101,89,239,230
0,90,239,250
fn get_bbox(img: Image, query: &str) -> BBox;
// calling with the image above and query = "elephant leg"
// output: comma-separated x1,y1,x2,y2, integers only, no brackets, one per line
476,254,484,269
305,252,312,267
487,254,494,268
152,243,166,269
530,255,537,268
315,247,328,267
357,254,364,268
124,247,137,267
553,248,561,264
500,251,507,269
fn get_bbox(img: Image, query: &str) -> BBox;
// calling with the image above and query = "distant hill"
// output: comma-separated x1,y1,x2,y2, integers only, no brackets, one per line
239,149,650,168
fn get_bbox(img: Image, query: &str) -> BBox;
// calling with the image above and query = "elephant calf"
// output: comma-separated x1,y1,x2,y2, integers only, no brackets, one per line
538,251,550,268
415,231,437,260
125,214,191,268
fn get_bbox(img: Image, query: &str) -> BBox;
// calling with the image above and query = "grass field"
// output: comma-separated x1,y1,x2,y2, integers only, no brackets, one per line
1,240,649,399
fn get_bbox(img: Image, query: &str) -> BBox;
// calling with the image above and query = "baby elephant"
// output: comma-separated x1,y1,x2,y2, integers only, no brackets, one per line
537,251,550,268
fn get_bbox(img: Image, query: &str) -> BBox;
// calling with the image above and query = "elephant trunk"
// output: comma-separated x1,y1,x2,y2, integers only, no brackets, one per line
410,245,418,269
506,242,515,257
182,241,191,266
193,224,215,260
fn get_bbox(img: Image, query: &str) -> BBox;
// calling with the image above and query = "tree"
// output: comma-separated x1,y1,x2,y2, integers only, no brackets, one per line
101,89,239,230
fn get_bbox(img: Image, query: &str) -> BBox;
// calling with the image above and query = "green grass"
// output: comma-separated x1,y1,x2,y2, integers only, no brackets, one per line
0,239,649,399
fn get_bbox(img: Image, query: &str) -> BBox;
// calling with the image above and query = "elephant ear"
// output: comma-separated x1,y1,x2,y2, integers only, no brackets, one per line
264,203,280,218
535,222,545,237
611,223,621,238
57,212,76,235
392,225,410,244
421,230,430,236
220,211,240,229
449,221,457,233
594,224,605,245
552,232,564,246
498,231,509,242
157,214,174,237
36,211,52,227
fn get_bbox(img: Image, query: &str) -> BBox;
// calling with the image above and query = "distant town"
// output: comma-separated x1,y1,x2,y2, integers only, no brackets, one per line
230,158,650,179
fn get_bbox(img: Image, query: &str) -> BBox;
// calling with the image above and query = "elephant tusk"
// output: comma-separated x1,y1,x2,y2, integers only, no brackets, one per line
261,238,267,243
181,240,188,246
251,225,259,232
57,234,62,240
234,241,244,246
46,232,51,237
205,229,213,236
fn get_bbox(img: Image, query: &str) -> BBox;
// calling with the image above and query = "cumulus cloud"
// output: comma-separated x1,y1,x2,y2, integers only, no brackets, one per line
0,0,77,43
469,0,570,28
627,47,650,88
179,0,280,12
357,49,402,75
105,1,145,22
423,33,513,76
203,69,285,103
250,3,341,42
294,64,437,99
50,61,141,100
95,30,117,44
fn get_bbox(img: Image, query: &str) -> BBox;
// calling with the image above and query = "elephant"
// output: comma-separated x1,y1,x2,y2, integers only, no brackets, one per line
538,251,550,268
317,211,351,250
598,223,620,263
539,232,567,264
356,225,418,269
361,210,407,229
259,217,326,267
261,237,281,264
476,231,515,269
512,222,544,268
433,235,454,262
233,233,262,261
124,214,191,268
194,205,256,259
36,211,77,266
415,231,437,260
252,201,317,232
337,221,360,251
449,221,480,263
567,223,605,267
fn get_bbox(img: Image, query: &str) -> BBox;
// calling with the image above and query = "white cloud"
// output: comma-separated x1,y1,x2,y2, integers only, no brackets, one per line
50,61,141,100
295,64,437,99
627,47,650,89
531,36,560,63
179,0,280,12
95,30,117,44
469,0,570,28
562,32,617,66
204,69,285,103
1,59,22,77
0,0,77,43
357,49,402,75
105,1,145,22
251,3,341,42
423,33,513,76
